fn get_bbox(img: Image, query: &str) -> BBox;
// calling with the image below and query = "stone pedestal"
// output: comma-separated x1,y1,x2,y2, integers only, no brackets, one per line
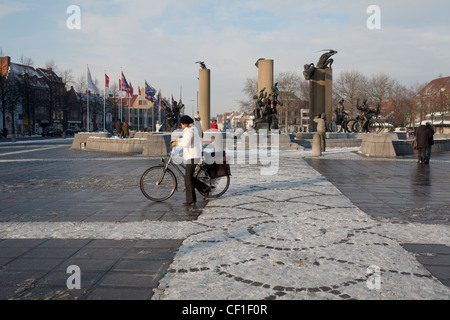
256,59,274,94
199,68,211,132
359,133,398,158
311,134,322,156
310,68,332,132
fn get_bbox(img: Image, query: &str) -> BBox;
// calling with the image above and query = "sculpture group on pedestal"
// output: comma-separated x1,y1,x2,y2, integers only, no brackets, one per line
163,99,185,132
252,83,283,132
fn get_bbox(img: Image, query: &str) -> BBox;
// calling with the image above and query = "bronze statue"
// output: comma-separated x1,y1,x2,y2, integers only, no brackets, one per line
303,63,315,80
333,98,351,132
163,100,176,132
317,49,337,69
196,61,207,69
252,85,281,132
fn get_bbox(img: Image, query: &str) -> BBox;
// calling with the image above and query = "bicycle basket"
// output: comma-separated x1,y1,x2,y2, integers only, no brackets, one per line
204,151,231,179
206,163,231,179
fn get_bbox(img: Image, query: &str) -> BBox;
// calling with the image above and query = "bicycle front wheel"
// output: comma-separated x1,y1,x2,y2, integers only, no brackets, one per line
195,168,230,199
140,166,177,202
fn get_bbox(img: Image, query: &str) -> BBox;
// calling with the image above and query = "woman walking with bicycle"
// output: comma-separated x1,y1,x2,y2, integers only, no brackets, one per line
171,115,211,206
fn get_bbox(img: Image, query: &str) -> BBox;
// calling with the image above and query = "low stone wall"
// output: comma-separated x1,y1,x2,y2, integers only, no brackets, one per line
359,133,399,158
86,137,146,154
431,139,450,152
142,134,172,157
361,134,450,157
71,132,111,150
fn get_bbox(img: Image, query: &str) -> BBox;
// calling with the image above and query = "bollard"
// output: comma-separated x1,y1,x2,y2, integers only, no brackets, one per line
11,134,16,143
311,133,322,156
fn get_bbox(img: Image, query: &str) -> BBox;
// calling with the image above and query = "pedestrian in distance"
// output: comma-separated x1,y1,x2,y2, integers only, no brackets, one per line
171,115,211,206
114,119,122,137
155,120,162,133
211,118,218,132
314,113,327,152
415,123,432,165
194,114,203,138
425,122,435,164
121,121,130,138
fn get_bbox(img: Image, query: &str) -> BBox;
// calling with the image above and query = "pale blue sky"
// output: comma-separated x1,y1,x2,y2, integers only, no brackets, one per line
1,0,449,115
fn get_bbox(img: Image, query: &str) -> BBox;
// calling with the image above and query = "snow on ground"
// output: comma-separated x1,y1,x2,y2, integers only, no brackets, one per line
151,150,449,300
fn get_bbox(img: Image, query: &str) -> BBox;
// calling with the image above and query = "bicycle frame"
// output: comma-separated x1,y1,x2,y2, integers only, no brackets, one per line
159,151,202,185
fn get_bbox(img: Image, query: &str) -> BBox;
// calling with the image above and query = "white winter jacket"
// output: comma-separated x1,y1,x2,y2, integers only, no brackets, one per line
177,125,203,161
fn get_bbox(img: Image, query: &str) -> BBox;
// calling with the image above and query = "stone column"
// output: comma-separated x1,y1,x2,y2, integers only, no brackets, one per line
256,59,274,96
310,68,332,131
199,68,211,132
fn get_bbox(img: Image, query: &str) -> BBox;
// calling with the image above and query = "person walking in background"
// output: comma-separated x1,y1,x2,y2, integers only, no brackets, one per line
155,120,162,133
314,113,326,152
114,119,122,137
194,114,203,138
415,123,432,165
211,118,218,132
425,122,435,164
121,121,130,138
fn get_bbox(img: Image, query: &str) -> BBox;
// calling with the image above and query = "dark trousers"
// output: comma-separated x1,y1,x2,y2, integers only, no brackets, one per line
425,145,432,163
418,147,427,163
185,159,208,203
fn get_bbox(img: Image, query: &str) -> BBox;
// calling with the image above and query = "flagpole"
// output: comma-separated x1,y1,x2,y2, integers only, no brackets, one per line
137,85,140,131
120,68,123,123
103,69,106,132
87,65,90,132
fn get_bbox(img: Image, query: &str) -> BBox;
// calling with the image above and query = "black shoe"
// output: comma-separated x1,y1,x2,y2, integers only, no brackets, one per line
183,202,195,206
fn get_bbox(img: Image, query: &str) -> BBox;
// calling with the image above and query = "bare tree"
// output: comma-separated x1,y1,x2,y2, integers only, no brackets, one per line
334,70,368,117
238,77,258,113
74,75,87,128
19,54,34,66
365,73,396,106
45,59,58,72
277,71,302,132
60,69,74,89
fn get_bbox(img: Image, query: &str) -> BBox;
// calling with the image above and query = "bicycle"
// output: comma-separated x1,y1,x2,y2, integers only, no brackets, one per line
140,150,231,202
351,116,384,133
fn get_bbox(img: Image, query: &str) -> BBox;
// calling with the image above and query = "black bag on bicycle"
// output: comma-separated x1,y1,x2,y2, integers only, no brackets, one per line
205,151,231,179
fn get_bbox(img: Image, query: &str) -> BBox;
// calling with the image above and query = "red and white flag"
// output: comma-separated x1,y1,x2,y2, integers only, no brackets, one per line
105,73,110,96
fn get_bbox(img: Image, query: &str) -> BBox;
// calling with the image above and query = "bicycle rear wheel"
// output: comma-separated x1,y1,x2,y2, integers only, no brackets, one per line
195,168,230,199
140,166,177,202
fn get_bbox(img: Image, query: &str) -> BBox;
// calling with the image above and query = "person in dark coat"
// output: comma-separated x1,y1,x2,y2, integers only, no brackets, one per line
415,123,432,165
425,122,435,164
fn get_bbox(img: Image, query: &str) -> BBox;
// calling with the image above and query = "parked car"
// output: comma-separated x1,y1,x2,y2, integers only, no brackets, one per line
42,126,63,137
408,129,415,136
65,126,80,135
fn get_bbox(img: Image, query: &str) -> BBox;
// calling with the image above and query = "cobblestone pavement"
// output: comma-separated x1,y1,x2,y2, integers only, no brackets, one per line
0,139,449,300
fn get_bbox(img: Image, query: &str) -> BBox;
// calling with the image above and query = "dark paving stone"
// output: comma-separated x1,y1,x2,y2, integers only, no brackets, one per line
401,244,450,288
306,154,450,225
0,239,184,300
306,152,450,288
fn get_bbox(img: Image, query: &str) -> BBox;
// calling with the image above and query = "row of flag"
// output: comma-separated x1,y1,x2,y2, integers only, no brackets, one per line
87,66,162,105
